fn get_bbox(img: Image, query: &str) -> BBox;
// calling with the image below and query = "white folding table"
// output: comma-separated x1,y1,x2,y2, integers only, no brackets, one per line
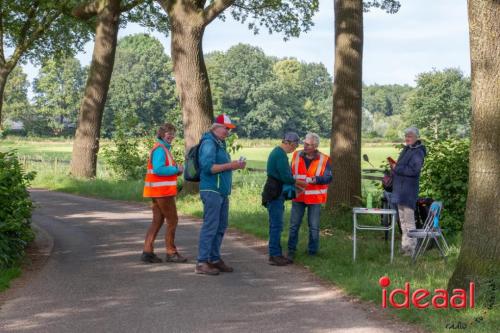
352,207,397,263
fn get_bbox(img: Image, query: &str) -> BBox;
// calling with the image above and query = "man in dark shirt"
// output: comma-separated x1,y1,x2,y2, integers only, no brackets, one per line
263,132,307,266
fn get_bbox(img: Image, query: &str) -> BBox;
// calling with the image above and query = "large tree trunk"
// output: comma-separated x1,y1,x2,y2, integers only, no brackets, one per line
327,0,363,210
168,3,214,193
70,0,120,178
0,66,13,130
448,0,500,296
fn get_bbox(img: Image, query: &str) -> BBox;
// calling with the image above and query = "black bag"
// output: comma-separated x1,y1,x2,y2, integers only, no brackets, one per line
382,168,393,192
261,176,283,207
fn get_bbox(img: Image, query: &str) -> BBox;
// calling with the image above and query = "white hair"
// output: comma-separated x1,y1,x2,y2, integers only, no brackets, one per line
305,132,320,147
210,123,225,131
404,126,420,138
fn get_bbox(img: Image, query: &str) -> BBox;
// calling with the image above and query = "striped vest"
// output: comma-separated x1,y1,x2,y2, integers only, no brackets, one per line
291,151,330,204
143,142,177,198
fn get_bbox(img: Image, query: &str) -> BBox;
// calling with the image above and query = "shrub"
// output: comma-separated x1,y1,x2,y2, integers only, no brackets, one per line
420,139,469,232
101,129,148,180
0,151,35,269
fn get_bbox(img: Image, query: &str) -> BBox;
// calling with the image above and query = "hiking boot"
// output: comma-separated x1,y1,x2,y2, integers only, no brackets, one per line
166,252,188,263
195,262,220,275
209,259,233,272
268,256,288,266
141,252,162,263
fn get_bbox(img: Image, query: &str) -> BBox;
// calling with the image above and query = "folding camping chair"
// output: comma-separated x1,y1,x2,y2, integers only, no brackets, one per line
408,201,449,263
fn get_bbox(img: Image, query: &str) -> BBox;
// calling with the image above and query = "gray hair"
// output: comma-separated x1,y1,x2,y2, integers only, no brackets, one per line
210,123,225,131
404,126,420,138
305,132,320,147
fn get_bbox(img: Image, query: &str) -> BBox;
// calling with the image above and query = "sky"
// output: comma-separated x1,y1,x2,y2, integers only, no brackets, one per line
22,0,470,90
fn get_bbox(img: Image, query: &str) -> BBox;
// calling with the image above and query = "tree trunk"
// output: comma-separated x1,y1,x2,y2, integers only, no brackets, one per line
448,0,500,297
0,66,13,130
327,0,363,210
70,0,120,178
169,4,214,193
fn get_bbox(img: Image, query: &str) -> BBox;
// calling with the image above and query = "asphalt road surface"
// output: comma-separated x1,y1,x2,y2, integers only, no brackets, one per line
0,190,415,333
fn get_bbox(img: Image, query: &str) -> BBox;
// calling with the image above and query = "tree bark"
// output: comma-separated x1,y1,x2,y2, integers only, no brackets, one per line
0,66,11,130
70,0,120,178
167,2,215,193
448,0,500,296
327,0,363,209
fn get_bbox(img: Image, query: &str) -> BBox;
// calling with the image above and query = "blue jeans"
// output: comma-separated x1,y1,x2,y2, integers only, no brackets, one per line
288,201,321,255
267,197,285,257
197,191,229,263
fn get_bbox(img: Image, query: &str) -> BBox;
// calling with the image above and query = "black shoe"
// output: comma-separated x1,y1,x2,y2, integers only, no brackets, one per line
269,256,288,266
141,252,162,263
166,252,188,263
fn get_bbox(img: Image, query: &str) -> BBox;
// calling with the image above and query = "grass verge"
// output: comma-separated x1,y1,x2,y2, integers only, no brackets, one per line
0,266,22,292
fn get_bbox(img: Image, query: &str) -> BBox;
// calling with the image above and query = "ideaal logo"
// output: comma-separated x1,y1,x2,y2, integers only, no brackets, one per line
379,276,475,309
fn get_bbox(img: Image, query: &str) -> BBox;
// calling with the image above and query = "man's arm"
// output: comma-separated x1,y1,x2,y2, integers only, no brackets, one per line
313,161,333,185
276,152,295,185
199,140,243,174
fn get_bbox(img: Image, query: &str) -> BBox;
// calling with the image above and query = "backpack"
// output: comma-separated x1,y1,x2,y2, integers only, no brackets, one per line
184,137,219,182
184,143,203,182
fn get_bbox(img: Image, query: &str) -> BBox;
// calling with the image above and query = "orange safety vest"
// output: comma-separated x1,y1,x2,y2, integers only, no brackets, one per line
143,142,178,198
291,150,330,204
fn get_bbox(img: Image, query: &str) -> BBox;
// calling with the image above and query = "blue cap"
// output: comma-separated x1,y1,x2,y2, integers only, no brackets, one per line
283,132,301,144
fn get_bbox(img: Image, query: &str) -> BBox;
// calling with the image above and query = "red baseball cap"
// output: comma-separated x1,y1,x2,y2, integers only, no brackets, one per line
214,114,236,129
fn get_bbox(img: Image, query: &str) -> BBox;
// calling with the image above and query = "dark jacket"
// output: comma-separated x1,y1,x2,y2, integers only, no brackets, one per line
262,146,295,207
391,141,426,208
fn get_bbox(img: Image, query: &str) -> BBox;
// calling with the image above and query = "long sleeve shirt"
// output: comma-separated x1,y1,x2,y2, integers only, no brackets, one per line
266,146,295,185
151,138,179,176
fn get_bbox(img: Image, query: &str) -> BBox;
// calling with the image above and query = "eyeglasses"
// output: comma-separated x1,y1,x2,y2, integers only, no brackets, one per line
303,143,316,147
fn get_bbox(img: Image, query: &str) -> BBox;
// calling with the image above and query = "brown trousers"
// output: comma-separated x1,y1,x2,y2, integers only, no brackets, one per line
143,196,179,255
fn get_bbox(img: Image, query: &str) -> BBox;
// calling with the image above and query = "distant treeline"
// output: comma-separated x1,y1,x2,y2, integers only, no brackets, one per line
3,35,471,140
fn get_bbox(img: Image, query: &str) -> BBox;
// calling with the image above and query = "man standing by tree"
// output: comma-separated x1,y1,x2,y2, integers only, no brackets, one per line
288,133,332,261
142,123,187,264
195,114,246,275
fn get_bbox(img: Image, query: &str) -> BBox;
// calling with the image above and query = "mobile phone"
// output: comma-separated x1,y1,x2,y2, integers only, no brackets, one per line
387,157,396,164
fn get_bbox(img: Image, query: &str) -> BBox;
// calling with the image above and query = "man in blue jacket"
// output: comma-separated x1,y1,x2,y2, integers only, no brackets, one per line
390,127,426,256
195,114,246,275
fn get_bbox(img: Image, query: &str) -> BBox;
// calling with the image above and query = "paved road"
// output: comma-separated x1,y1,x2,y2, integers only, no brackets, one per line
0,190,413,333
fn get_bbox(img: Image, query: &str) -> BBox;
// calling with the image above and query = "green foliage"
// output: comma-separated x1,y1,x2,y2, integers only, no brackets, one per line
103,34,178,137
3,67,30,121
0,151,35,269
32,57,85,136
227,1,320,40
1,1,92,65
363,83,413,116
420,139,470,232
225,132,243,156
404,68,471,140
101,116,149,180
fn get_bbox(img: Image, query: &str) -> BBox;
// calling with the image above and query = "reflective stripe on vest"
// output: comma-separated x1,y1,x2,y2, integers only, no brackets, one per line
143,142,178,197
291,150,329,204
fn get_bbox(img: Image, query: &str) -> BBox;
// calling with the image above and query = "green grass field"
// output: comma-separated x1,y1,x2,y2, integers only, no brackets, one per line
2,138,497,332
0,136,399,169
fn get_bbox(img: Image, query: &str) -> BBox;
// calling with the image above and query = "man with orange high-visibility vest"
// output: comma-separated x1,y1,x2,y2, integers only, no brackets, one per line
287,133,332,262
141,123,187,264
